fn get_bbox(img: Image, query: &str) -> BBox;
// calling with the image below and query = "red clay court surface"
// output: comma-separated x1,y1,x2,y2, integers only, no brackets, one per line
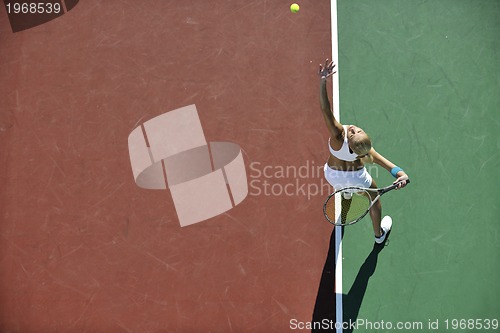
1,1,337,332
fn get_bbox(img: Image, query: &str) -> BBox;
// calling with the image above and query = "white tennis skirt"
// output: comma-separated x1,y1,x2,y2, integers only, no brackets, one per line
324,163,373,190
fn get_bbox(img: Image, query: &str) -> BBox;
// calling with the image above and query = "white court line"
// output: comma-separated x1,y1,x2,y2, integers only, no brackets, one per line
330,1,343,332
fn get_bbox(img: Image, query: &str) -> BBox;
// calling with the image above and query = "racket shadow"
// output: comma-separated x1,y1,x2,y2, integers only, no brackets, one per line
311,228,391,332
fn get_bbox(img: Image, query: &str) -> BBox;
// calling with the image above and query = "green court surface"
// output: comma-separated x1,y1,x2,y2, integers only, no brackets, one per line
337,0,499,331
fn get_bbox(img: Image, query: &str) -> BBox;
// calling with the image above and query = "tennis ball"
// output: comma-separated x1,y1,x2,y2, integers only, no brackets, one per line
290,3,300,13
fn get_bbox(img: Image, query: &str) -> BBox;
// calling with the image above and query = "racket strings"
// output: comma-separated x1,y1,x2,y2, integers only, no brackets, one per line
324,190,372,225
324,197,336,223
340,191,371,224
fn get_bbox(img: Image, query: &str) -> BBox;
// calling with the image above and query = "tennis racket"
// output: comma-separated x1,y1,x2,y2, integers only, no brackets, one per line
323,180,410,226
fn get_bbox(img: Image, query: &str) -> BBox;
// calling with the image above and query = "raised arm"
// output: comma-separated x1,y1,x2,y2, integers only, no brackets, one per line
319,60,343,140
370,148,410,189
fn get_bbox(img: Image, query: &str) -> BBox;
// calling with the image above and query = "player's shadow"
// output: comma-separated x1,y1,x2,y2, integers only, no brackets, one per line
311,227,389,332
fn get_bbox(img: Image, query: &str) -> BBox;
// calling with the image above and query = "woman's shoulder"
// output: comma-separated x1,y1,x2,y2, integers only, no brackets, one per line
329,130,345,151
331,125,345,143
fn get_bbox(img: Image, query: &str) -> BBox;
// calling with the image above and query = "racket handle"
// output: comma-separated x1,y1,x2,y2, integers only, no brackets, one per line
392,179,410,190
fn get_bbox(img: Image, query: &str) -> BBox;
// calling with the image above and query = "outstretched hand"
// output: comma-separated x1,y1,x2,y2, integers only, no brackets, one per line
319,59,336,79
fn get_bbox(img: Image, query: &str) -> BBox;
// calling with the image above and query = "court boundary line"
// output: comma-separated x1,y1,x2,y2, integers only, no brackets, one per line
330,1,343,332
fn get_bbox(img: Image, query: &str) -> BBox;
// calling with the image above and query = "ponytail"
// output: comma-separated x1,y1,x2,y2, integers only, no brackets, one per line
360,153,374,164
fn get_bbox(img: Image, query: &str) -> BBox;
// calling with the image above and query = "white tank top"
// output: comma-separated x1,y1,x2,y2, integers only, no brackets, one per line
328,125,358,162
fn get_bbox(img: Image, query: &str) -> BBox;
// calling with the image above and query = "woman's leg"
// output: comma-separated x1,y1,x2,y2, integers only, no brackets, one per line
368,179,383,237
340,195,352,224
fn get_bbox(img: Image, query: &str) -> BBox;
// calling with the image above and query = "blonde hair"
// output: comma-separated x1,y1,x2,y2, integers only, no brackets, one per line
351,133,373,164
360,154,374,164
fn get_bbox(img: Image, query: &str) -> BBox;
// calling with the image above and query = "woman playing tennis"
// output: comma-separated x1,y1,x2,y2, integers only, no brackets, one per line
319,59,409,243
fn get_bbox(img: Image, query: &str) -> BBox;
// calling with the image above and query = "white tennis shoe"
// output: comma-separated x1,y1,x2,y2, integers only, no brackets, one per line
375,216,393,244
